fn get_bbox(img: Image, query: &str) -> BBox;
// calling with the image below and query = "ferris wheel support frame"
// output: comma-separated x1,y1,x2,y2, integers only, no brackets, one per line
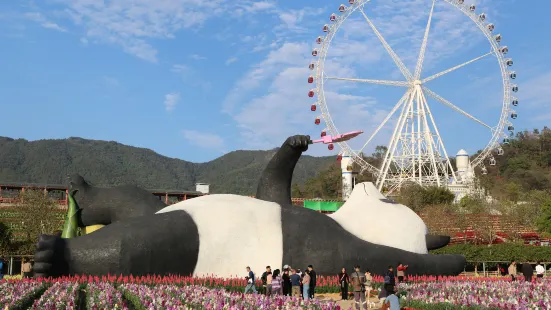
310,0,517,194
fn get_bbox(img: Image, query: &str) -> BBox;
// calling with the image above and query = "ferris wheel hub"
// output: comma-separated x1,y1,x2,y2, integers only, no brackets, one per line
413,79,422,86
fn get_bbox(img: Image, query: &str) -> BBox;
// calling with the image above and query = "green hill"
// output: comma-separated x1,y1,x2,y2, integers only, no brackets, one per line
0,136,333,195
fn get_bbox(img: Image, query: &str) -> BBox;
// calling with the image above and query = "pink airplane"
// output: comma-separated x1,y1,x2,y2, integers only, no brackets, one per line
309,130,363,150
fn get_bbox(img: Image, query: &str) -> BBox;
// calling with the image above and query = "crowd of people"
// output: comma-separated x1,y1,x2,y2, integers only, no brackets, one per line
245,265,318,300
244,263,408,310
505,261,548,282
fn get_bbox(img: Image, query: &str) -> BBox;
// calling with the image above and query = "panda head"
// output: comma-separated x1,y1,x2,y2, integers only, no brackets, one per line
329,182,430,254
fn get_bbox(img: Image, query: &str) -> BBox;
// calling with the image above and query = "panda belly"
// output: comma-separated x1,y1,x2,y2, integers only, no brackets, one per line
329,183,428,254
157,195,283,278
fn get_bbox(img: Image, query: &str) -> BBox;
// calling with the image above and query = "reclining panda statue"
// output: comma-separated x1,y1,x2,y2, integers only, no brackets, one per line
34,134,465,278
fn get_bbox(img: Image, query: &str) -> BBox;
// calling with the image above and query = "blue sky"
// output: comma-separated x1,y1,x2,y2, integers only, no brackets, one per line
0,0,549,163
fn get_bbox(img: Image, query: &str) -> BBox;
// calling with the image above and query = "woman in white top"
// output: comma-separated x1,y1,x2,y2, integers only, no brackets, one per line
535,262,545,279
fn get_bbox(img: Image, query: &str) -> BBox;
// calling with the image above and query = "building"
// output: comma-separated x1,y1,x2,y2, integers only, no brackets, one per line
447,149,489,203
0,182,204,207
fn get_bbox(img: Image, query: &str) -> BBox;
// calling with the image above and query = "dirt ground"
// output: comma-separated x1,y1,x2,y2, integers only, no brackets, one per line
316,293,383,309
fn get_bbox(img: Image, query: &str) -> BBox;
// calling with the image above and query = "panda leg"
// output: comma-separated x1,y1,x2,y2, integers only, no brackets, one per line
68,173,166,226
34,210,199,278
256,135,310,206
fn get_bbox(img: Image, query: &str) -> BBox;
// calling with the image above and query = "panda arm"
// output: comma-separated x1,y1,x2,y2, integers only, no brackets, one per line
255,135,310,207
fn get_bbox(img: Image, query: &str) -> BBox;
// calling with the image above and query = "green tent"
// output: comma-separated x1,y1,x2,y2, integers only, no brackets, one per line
303,200,344,212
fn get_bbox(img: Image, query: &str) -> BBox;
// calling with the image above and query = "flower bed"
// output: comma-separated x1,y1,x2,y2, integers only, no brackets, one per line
31,281,80,309
86,282,128,310
121,283,340,309
399,278,551,309
1,275,549,309
0,281,45,310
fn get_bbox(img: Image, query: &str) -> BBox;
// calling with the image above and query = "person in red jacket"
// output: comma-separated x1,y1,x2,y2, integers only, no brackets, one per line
397,263,408,283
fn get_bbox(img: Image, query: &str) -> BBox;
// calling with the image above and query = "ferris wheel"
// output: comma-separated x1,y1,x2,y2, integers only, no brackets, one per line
308,0,518,194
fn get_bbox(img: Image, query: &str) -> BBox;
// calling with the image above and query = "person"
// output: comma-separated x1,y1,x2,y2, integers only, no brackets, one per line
22,259,33,279
522,262,533,282
261,266,272,295
297,268,303,297
290,269,301,298
0,257,4,280
244,266,257,294
384,266,395,286
266,269,273,296
535,262,545,280
397,263,408,283
350,265,368,310
508,261,517,281
271,269,283,295
282,268,291,296
499,264,507,277
339,267,350,300
381,284,400,310
364,270,373,299
307,265,317,299
302,270,311,300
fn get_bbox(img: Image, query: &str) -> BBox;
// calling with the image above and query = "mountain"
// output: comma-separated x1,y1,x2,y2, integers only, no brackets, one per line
0,136,334,195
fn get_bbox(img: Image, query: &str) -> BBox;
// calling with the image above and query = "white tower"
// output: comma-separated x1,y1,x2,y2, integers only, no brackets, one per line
455,149,474,184
340,151,354,201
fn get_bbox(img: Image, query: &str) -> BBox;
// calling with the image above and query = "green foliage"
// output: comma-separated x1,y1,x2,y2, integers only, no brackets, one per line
0,221,12,256
483,128,551,197
0,137,333,195
10,190,63,255
301,163,343,199
396,183,455,213
537,200,551,234
431,243,551,262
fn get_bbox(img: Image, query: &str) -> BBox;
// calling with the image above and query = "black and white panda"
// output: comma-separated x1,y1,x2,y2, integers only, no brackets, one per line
34,135,465,278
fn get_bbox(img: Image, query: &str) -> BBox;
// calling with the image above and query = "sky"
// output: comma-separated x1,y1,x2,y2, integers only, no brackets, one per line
0,0,550,163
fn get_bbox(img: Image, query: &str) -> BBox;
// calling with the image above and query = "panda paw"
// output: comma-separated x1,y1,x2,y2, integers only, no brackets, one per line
286,135,310,152
34,234,68,278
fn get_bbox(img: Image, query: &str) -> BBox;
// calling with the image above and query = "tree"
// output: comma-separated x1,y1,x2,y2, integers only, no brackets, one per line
395,183,455,213
291,184,304,198
537,199,551,234
0,222,12,256
15,190,64,255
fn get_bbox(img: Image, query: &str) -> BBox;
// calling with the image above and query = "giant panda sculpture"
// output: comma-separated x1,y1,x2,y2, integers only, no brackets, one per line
33,135,465,278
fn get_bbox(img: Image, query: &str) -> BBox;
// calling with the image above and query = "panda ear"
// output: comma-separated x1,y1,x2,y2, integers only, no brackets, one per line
425,234,450,250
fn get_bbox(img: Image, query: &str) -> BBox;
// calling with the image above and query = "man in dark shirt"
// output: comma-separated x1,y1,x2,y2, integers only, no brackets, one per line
290,269,301,297
384,266,395,286
307,265,317,299
522,263,534,282
244,266,257,294
282,268,291,296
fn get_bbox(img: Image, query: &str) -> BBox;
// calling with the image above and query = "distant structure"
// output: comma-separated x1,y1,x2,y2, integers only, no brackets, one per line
448,149,486,203
195,183,210,194
340,151,354,201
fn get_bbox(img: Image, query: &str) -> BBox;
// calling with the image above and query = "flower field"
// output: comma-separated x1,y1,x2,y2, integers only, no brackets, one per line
400,278,551,309
0,275,341,310
0,274,548,309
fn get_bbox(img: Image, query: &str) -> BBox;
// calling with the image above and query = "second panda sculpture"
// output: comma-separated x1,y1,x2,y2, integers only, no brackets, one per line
33,134,465,278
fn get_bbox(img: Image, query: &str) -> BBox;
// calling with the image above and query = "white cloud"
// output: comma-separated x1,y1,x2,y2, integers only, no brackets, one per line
171,64,188,73
182,130,225,151
51,0,224,62
225,57,238,65
190,54,206,60
164,92,181,112
80,37,88,45
24,12,67,32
